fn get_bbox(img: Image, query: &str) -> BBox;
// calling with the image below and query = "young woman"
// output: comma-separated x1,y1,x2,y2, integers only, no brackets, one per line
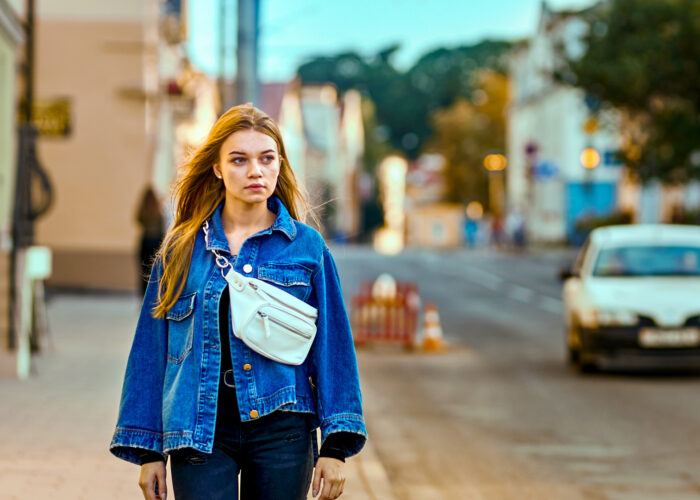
110,104,366,500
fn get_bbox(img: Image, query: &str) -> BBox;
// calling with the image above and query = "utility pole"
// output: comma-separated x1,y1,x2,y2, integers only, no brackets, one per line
236,0,259,106
9,0,53,352
218,0,235,110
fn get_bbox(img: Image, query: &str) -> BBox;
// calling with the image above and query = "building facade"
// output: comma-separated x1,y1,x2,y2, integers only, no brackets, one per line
24,0,203,291
508,2,700,243
0,0,22,351
507,3,624,243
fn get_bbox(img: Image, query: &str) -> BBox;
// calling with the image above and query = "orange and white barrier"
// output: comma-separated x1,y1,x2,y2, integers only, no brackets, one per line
351,280,419,347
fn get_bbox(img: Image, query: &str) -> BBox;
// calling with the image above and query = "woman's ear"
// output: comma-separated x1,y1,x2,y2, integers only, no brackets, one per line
212,164,222,179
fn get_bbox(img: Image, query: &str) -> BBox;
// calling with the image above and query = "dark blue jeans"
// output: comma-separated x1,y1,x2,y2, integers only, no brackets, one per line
170,375,314,500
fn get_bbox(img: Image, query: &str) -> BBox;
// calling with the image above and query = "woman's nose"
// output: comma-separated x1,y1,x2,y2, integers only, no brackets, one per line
248,161,263,177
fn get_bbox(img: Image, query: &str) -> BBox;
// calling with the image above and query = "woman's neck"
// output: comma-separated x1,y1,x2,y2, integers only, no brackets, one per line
220,198,275,235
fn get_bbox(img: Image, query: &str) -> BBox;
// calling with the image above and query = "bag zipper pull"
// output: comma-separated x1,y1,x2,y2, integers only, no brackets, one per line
260,312,271,339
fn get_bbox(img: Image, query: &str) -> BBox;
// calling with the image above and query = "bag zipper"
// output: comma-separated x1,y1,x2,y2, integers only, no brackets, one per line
251,283,317,319
258,311,313,340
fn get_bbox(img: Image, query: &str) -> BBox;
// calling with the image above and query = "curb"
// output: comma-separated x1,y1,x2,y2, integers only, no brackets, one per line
346,436,395,500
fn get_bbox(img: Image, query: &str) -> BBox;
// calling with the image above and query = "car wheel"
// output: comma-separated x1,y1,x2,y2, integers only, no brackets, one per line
566,323,581,365
567,344,580,364
569,323,597,373
578,355,598,373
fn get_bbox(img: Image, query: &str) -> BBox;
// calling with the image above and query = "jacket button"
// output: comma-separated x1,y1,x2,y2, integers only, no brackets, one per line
243,264,253,273
249,410,259,419
243,363,252,371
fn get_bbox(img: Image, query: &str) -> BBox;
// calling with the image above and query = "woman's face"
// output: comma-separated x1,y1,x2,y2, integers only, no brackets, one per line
213,129,281,206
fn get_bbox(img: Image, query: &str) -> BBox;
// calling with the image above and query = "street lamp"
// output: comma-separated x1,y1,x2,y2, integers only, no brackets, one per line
483,153,507,215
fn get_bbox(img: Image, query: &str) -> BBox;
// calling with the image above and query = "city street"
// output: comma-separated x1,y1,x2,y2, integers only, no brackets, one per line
2,245,700,500
333,246,700,499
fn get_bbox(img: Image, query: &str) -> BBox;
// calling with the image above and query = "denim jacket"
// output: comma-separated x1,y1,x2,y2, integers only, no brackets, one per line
110,196,366,465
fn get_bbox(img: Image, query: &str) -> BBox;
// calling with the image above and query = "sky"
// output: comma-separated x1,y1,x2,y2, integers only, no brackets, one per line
187,0,599,82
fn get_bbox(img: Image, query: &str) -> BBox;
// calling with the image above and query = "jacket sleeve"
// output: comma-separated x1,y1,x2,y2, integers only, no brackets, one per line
109,259,168,465
309,246,367,458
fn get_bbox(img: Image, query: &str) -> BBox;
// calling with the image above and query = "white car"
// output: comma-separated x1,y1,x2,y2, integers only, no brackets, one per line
561,224,700,371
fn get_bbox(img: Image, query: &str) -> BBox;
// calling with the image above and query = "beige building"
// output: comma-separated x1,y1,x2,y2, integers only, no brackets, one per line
29,1,191,291
405,204,465,249
0,0,22,349
404,153,465,248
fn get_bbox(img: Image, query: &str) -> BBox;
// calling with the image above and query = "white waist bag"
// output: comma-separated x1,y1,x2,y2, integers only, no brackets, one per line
203,220,318,365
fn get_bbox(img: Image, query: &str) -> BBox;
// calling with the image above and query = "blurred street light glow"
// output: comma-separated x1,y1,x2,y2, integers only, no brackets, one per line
466,201,484,220
374,155,407,255
483,153,507,171
581,147,601,169
373,227,403,255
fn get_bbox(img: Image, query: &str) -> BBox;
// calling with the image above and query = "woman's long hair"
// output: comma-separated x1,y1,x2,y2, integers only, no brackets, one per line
152,103,311,318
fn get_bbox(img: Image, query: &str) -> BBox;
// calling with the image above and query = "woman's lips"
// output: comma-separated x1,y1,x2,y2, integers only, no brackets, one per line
245,184,265,190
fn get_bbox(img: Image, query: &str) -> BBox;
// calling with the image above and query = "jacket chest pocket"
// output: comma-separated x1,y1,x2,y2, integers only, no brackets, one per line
166,291,197,364
257,263,313,301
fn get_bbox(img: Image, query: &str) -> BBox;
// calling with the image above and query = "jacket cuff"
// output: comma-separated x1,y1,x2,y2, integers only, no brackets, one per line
138,450,167,465
319,414,367,458
110,427,164,465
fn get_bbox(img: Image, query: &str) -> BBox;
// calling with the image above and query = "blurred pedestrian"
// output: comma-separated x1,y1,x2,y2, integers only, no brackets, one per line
506,208,526,251
110,104,366,500
136,186,165,296
490,212,505,248
464,217,478,248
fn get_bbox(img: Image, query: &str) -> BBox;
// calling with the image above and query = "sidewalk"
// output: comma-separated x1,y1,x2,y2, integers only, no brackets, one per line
0,294,394,500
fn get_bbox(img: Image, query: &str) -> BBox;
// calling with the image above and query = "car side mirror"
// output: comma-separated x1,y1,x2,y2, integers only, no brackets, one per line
559,266,578,281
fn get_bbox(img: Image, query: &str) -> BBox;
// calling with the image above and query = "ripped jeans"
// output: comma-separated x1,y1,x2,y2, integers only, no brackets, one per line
170,373,314,500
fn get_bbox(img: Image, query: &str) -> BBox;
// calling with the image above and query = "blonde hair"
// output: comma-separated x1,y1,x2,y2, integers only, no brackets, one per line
152,103,311,318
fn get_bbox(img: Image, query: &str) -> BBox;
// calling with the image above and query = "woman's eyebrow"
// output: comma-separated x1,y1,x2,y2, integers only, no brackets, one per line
228,149,277,156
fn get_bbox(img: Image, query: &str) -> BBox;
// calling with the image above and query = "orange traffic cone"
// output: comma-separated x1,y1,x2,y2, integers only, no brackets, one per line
421,302,447,351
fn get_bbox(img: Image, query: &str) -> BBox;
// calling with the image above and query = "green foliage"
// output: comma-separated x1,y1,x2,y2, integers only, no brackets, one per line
427,70,509,206
297,40,512,159
562,0,700,182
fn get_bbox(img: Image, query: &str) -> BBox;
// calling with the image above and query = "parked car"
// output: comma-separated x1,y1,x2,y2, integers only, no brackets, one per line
560,224,700,372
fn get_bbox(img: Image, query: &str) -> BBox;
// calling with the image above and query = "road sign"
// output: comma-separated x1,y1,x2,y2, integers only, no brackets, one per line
532,161,559,179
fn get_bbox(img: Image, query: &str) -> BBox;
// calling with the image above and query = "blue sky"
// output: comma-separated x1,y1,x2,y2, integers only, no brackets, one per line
187,0,598,82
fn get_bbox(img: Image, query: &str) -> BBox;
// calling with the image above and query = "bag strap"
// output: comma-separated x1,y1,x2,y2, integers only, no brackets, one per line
203,220,264,294
203,219,235,278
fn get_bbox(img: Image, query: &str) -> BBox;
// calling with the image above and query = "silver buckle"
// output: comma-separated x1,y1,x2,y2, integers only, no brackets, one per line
223,369,235,388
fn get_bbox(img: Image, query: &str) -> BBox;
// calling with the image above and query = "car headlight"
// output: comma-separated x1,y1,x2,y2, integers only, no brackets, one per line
580,308,638,328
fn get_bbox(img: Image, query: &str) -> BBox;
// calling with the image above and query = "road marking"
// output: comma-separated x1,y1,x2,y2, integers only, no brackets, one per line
464,268,504,290
456,263,563,315
507,284,537,303
539,296,563,314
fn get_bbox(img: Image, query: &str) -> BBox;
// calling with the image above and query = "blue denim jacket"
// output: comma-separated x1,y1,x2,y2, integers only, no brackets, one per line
110,196,366,464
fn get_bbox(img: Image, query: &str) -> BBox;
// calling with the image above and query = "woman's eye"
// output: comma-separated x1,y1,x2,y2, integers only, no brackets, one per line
232,157,245,165
262,155,275,163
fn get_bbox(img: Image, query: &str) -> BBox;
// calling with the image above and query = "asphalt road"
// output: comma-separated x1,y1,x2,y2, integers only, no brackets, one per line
333,245,700,500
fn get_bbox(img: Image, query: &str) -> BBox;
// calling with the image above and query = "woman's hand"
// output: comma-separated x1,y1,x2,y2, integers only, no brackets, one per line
312,457,346,499
139,461,167,500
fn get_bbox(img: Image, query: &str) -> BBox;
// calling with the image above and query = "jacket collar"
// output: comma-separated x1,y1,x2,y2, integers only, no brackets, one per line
206,195,297,253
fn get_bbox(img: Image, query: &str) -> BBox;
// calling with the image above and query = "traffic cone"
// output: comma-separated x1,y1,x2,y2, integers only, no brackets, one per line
421,301,447,351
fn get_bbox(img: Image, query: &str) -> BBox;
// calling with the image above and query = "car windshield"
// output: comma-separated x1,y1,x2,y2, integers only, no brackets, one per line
592,245,700,277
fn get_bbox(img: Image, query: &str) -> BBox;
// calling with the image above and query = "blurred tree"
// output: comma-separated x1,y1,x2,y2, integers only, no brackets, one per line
297,40,511,159
560,0,700,182
427,70,509,205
